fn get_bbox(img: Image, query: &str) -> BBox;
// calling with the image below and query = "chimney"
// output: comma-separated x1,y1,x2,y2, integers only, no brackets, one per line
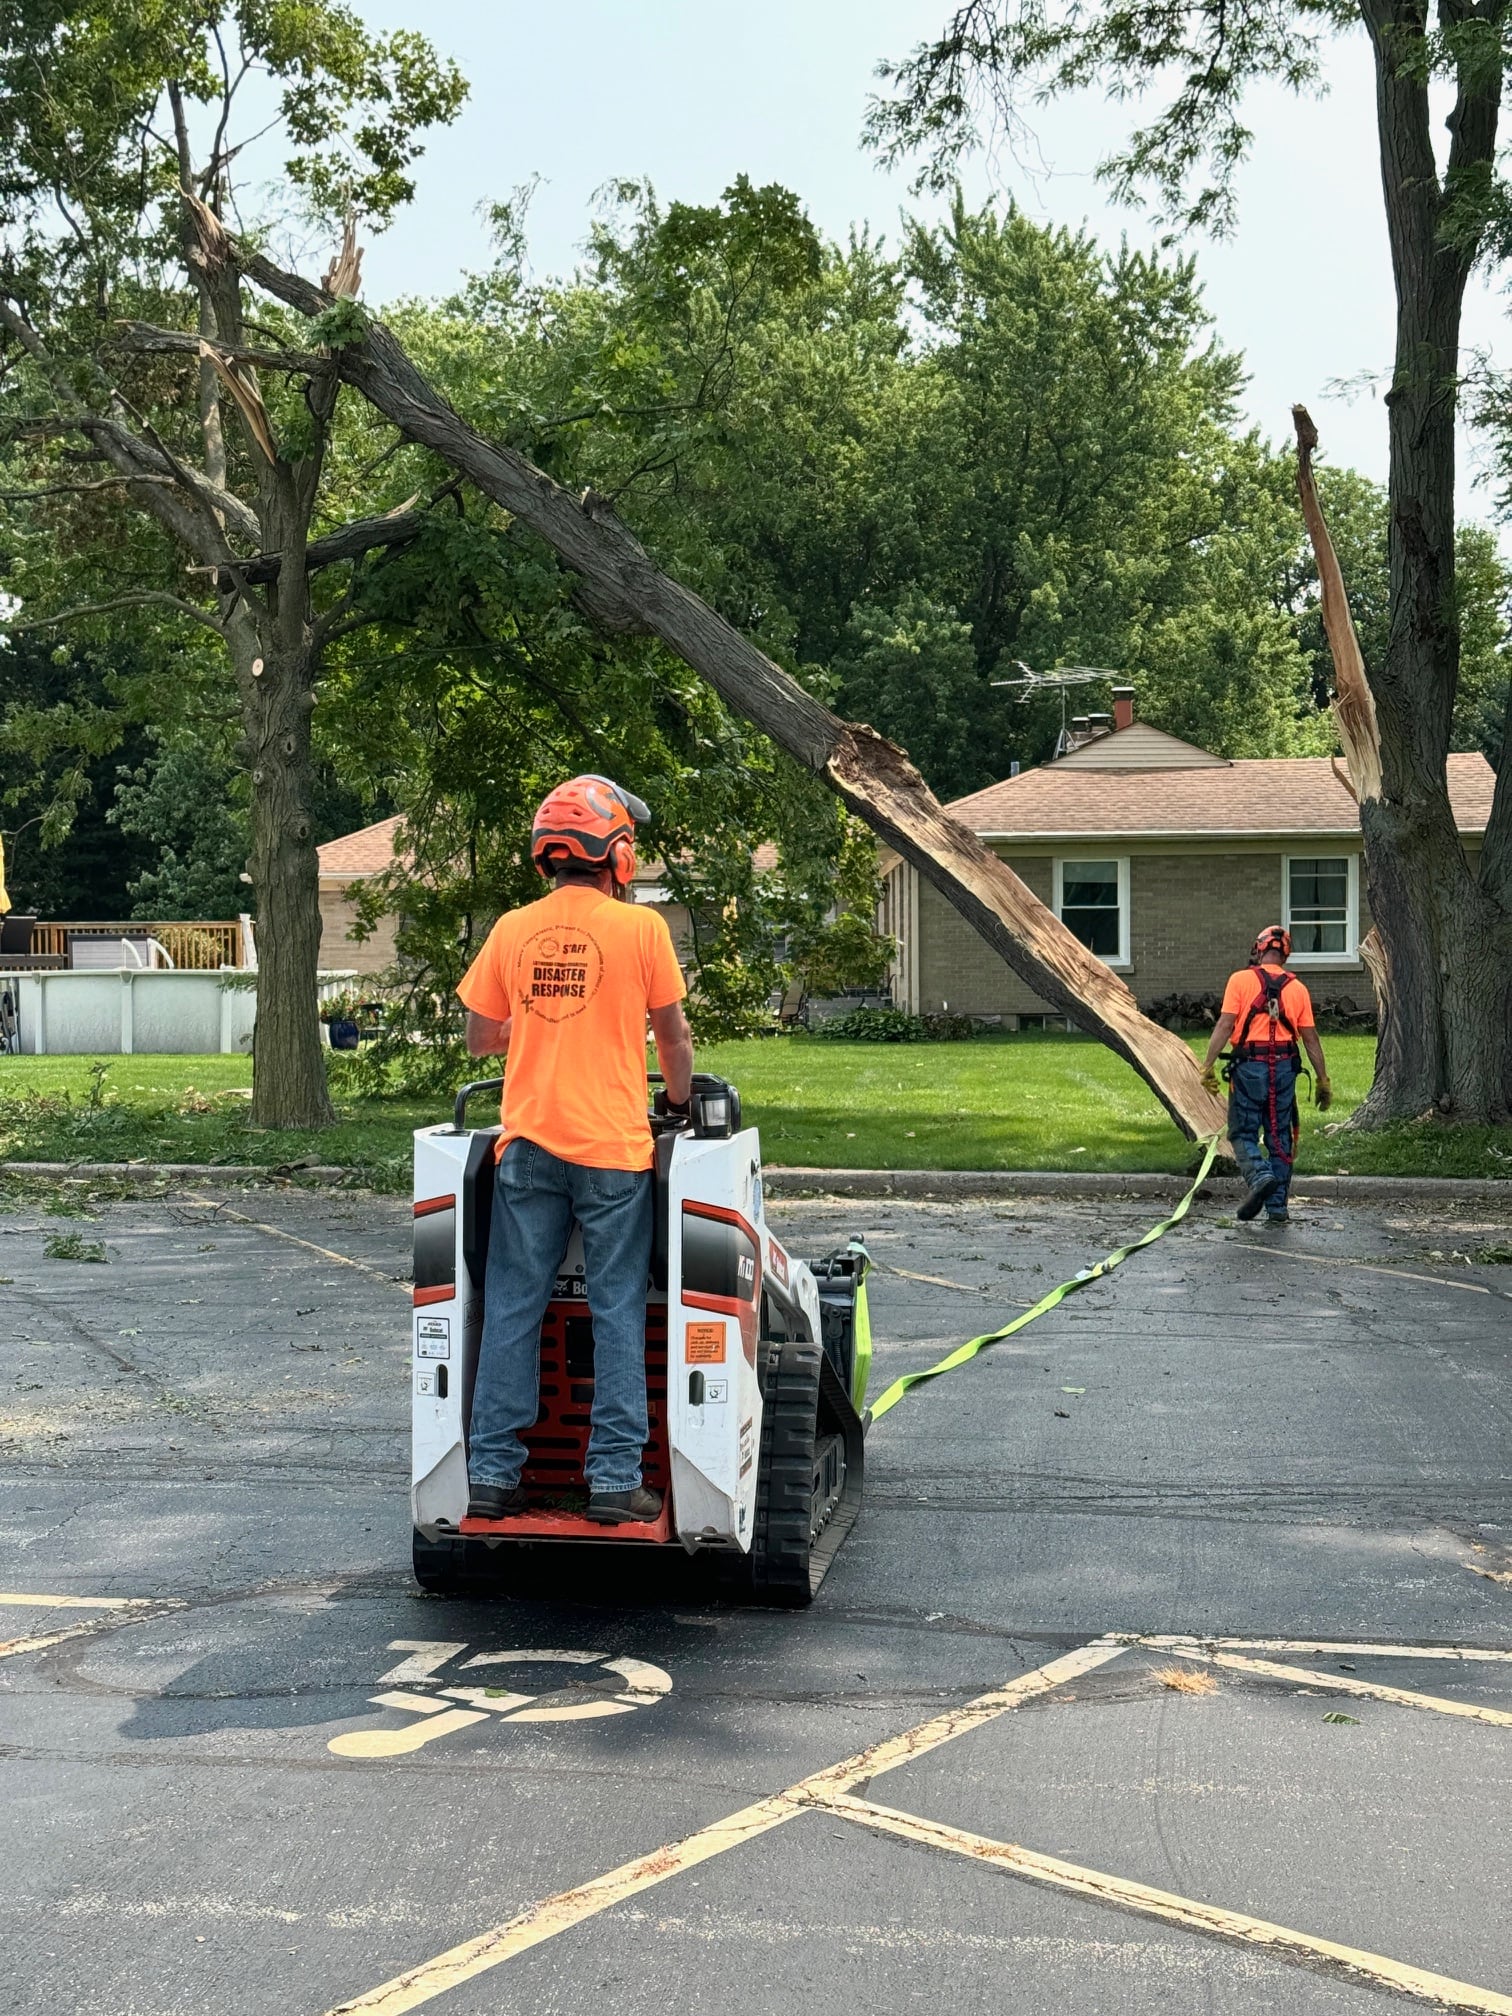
1112,685,1135,733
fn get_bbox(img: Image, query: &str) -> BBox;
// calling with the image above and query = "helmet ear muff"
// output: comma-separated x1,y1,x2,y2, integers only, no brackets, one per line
610,836,637,887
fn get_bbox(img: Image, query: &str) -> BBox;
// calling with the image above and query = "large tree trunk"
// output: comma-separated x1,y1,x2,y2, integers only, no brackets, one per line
228,557,334,1132
1353,0,1512,1125
237,247,1228,1142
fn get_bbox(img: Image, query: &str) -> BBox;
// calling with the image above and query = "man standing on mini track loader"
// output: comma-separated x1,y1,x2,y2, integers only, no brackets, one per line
1200,926,1333,1226
457,775,694,1525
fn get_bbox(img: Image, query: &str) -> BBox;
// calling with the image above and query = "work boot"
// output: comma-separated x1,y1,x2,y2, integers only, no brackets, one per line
585,1485,662,1525
1265,1211,1291,1226
467,1481,529,1519
1236,1173,1281,1222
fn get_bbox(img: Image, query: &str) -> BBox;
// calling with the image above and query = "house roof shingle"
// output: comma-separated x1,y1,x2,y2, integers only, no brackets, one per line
317,815,407,879
946,752,1496,839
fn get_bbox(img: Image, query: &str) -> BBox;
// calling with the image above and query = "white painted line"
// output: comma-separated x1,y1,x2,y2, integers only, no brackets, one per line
817,1792,1512,2015
183,1194,409,1294
1245,1245,1512,1301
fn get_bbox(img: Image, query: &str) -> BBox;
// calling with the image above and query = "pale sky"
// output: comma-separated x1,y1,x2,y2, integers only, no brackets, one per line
336,0,1508,518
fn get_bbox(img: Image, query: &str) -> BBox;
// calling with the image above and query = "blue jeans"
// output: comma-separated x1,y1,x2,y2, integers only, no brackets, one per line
1229,1054,1299,1216
468,1138,654,1495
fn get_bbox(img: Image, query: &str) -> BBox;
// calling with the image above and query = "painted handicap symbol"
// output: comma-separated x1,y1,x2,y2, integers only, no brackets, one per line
329,1640,673,1759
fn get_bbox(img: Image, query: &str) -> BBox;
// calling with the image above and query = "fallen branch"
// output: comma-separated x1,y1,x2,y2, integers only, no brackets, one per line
232,243,1226,1140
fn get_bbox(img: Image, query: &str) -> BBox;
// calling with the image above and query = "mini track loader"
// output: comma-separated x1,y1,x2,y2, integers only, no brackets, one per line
409,1074,867,1605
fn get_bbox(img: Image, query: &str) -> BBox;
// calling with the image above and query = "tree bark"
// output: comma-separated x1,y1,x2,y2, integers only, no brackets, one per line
175,190,337,1133
237,247,1228,1142
1353,0,1512,1125
227,606,332,1129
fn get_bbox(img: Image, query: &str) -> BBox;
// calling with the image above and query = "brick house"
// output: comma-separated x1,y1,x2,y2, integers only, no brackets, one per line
317,815,404,976
879,693,1496,1023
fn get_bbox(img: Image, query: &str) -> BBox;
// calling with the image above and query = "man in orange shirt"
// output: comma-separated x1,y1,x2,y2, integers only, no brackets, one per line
1201,926,1332,1225
457,776,693,1525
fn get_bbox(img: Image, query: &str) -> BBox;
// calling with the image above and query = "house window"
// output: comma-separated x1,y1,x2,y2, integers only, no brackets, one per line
1284,855,1358,961
1053,857,1129,967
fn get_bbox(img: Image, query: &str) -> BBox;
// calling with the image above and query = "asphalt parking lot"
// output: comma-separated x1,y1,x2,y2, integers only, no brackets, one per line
4,1174,1512,2015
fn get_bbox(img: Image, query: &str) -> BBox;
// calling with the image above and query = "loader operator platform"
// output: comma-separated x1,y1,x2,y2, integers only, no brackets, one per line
456,774,694,1526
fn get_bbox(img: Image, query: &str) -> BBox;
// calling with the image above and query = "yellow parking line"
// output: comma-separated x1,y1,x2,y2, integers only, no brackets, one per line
0,1592,159,1610
327,1791,799,2014
0,1595,178,1659
804,1637,1127,1793
1135,1636,1512,1663
1157,1646,1512,1727
816,1792,1512,2015
0,1622,109,1659
324,1638,1128,2015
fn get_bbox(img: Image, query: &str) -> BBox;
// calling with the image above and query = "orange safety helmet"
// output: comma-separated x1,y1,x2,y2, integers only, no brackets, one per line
530,774,649,887
1250,924,1292,964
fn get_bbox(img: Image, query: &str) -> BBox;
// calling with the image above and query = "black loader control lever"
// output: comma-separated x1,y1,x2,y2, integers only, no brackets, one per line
452,1077,504,1135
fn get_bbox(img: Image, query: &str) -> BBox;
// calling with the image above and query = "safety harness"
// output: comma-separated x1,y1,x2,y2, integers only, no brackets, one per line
1225,964,1303,1172
1233,965,1302,1064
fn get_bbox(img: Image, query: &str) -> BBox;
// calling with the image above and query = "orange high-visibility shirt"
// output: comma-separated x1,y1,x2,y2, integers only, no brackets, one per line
457,883,686,1171
1220,964,1315,1048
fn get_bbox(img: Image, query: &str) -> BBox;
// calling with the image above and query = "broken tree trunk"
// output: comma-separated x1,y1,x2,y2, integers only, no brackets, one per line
239,246,1226,1142
1292,405,1391,1054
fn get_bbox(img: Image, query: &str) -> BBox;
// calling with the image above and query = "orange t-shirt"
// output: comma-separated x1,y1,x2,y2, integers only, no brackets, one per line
457,884,686,1171
1220,964,1315,1047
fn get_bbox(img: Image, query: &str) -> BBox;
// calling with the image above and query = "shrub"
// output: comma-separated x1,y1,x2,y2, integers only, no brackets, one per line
920,1011,976,1041
813,1006,979,1042
813,1007,926,1042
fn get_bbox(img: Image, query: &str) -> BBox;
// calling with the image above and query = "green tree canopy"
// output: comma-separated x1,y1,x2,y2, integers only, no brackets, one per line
0,0,465,1122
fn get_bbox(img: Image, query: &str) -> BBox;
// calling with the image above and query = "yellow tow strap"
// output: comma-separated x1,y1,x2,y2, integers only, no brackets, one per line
864,1134,1222,1428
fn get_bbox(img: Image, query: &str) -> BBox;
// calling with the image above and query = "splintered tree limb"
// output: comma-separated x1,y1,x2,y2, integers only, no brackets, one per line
1293,405,1381,804
236,244,1227,1141
1293,404,1390,1033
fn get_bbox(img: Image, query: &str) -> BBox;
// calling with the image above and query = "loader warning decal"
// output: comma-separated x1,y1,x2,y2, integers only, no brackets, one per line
515,924,604,1022
685,1321,726,1365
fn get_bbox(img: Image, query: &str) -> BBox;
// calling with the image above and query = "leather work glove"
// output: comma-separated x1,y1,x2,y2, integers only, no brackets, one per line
1200,1064,1221,1099
1315,1076,1333,1112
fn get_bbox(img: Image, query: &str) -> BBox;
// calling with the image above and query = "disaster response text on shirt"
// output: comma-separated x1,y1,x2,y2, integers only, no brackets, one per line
458,883,686,1171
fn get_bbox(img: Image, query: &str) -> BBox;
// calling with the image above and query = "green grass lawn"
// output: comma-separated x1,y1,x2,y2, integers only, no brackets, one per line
1,1031,1507,1184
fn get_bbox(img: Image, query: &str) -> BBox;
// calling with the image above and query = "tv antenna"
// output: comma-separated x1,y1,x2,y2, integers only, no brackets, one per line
990,664,1122,756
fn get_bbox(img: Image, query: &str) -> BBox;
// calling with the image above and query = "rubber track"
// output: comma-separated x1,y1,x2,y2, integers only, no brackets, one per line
749,1338,865,1606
